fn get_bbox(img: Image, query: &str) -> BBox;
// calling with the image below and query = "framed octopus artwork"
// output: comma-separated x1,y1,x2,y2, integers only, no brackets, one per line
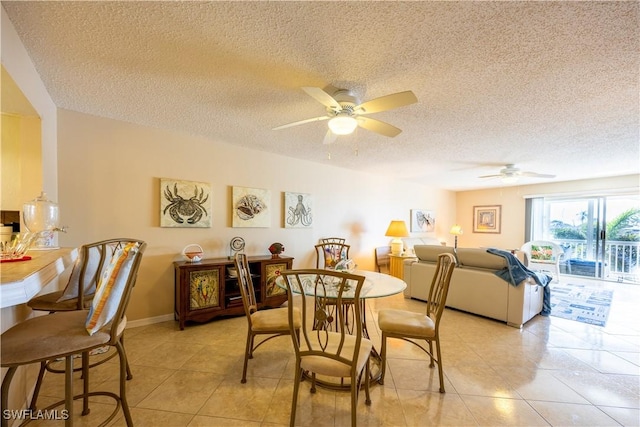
284,192,313,228
160,178,212,228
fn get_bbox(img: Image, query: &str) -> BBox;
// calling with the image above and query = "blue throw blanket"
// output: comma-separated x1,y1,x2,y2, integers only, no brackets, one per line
486,248,551,316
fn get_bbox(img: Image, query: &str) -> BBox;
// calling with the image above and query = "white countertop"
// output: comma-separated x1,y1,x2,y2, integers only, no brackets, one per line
1,248,78,308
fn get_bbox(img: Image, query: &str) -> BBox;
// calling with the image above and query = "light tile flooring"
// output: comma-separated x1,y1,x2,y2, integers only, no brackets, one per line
30,277,639,426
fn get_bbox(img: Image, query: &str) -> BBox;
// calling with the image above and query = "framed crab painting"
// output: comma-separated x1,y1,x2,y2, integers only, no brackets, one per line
160,178,212,228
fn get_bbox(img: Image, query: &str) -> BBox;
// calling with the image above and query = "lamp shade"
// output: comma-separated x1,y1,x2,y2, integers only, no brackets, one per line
449,225,463,235
385,220,410,238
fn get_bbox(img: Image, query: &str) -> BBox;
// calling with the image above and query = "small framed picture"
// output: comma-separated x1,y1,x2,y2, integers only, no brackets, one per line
410,209,435,232
473,205,502,234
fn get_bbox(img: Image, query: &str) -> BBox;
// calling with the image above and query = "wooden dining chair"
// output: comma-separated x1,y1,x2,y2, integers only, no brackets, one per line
234,253,300,384
1,239,146,427
280,269,372,427
375,245,391,273
377,252,456,392
315,241,350,269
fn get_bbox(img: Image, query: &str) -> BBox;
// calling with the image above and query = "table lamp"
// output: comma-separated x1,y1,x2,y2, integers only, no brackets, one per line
450,224,463,250
385,220,410,255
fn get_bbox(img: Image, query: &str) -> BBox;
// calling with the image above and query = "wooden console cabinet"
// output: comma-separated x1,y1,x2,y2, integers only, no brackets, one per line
174,255,293,330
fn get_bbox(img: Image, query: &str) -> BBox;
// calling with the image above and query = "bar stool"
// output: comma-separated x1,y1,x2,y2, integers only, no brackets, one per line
26,239,135,411
1,239,146,427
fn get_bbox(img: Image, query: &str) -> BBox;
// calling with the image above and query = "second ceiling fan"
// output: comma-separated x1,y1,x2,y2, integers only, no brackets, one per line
479,164,556,183
273,86,418,144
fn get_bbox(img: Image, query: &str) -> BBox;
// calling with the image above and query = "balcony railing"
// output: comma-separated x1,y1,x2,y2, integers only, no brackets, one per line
553,239,639,283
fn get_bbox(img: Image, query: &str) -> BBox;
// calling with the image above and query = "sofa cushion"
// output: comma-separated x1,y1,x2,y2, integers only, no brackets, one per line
455,248,506,270
414,245,454,262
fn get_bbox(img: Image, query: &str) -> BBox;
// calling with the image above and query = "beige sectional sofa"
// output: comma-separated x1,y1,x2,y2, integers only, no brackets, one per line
403,245,544,328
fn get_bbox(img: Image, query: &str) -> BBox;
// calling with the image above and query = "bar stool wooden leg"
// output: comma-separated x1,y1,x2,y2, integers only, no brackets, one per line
1,367,18,427
64,355,73,427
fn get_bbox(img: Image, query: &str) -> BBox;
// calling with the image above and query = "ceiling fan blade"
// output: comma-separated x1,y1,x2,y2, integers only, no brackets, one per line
520,172,556,178
357,116,402,137
478,174,502,179
302,87,342,112
272,115,329,131
322,129,337,145
355,91,418,115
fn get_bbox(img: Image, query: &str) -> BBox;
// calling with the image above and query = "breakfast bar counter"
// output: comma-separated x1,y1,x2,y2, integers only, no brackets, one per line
1,248,77,309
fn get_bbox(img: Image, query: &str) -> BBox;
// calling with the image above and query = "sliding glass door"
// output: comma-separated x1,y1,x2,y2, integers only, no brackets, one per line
530,193,639,283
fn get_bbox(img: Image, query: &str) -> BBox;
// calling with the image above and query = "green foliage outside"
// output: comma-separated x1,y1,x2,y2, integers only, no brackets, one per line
551,208,639,273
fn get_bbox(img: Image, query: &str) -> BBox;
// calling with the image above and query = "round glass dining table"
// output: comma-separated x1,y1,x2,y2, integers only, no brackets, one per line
278,269,407,388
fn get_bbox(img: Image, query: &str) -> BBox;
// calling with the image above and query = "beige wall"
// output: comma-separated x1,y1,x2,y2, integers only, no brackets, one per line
56,109,455,323
455,175,640,250
1,113,42,211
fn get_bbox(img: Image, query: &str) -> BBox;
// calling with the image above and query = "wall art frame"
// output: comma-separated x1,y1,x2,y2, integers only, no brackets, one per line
232,186,270,228
410,209,435,232
160,178,211,228
284,192,313,228
473,205,502,234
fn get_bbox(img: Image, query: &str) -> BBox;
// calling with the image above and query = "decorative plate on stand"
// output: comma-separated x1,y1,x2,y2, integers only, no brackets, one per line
229,237,245,259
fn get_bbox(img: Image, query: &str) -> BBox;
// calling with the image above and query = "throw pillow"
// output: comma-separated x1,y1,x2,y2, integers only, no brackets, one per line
85,242,140,335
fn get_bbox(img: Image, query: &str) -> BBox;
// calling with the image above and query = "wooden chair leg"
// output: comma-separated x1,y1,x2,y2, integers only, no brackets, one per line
82,352,90,416
379,333,387,385
64,355,73,427
241,331,252,383
29,361,47,410
289,366,302,427
116,341,134,427
1,367,17,427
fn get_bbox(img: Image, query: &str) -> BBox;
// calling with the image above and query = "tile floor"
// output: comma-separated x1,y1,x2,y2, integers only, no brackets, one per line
29,277,639,426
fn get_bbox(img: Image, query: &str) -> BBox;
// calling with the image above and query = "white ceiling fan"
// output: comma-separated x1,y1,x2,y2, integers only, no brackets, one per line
479,164,556,183
273,86,417,144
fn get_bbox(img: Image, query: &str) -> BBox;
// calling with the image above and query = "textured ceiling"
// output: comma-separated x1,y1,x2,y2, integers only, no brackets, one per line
2,1,638,191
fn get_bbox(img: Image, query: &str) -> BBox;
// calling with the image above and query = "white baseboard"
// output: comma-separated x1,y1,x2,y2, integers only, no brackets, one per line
126,313,174,329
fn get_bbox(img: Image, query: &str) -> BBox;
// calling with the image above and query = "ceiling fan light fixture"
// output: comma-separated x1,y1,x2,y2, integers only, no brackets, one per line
328,115,358,135
501,175,519,184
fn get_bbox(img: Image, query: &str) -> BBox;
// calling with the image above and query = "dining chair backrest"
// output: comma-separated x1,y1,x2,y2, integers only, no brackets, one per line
319,237,346,244
426,253,456,324
235,253,258,318
280,269,366,364
375,246,391,273
315,242,350,269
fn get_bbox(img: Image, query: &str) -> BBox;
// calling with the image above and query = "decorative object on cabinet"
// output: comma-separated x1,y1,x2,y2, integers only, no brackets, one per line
174,255,294,329
268,242,285,258
160,178,211,228
229,236,245,259
182,243,204,262
284,192,313,228
410,209,435,233
232,186,270,228
473,205,502,233
385,220,410,255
